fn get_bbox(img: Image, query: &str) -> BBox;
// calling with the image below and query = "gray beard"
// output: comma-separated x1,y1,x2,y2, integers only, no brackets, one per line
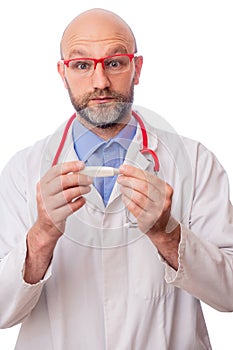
77,101,132,128
65,81,134,128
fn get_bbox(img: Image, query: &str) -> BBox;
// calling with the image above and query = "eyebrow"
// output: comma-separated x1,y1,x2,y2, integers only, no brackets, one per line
68,49,87,58
106,46,128,55
68,45,128,59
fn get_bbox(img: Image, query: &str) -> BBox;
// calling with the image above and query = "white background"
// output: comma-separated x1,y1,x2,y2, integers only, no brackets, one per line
0,0,233,349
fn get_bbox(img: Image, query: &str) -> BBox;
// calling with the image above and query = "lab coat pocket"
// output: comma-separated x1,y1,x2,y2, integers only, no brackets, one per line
129,236,174,301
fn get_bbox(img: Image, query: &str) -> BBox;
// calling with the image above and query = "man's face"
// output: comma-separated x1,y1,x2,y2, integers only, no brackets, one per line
58,11,143,128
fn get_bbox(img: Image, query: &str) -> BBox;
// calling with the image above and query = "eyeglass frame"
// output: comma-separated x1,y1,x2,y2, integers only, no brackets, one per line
62,53,136,74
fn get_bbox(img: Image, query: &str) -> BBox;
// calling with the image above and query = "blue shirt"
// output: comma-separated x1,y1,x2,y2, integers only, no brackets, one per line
72,116,137,206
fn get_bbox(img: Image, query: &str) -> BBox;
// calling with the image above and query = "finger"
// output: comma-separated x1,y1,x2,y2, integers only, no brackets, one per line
57,161,86,175
121,193,163,233
49,185,92,209
49,196,87,223
119,164,156,183
119,165,168,201
42,171,92,196
45,161,85,183
121,193,146,219
121,189,159,222
121,185,168,223
118,175,158,202
120,185,153,211
118,166,172,204
61,173,93,190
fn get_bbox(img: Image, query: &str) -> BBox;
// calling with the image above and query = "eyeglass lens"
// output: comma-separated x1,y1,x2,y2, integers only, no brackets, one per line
68,55,131,75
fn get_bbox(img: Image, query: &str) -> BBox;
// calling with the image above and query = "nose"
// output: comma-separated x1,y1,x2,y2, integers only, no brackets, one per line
91,62,111,90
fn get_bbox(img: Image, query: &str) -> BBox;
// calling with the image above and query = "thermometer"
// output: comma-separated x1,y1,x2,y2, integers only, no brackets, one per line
79,166,120,177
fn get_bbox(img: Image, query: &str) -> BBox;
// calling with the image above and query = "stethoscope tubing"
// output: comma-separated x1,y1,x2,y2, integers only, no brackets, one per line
52,111,160,172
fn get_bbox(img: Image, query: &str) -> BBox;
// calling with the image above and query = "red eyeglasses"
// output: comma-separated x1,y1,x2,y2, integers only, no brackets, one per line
62,53,135,76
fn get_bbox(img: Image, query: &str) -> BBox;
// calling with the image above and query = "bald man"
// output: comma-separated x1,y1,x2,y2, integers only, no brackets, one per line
0,8,233,350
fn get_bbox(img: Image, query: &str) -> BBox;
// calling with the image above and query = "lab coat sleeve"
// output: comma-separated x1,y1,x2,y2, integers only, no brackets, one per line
164,143,233,312
0,238,52,328
0,151,51,328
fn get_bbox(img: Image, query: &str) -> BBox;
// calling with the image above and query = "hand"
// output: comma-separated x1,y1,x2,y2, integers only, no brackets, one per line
117,164,180,269
24,161,92,284
118,164,173,234
35,160,92,241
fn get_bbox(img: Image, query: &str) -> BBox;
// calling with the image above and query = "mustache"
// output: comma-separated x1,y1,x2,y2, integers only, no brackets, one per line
83,88,126,102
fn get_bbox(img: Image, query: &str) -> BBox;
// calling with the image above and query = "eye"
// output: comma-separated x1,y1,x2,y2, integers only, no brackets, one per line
104,56,129,72
70,60,92,71
106,59,122,70
109,60,121,68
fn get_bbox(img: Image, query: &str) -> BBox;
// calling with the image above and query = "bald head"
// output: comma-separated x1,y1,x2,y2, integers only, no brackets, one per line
60,8,137,59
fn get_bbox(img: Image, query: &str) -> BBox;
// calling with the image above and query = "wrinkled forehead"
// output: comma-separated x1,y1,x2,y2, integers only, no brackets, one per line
60,10,136,58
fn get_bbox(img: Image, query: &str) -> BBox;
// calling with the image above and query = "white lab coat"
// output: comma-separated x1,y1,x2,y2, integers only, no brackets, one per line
0,108,233,350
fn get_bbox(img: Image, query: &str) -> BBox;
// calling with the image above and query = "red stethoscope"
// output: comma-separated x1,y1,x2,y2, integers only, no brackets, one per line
52,110,160,172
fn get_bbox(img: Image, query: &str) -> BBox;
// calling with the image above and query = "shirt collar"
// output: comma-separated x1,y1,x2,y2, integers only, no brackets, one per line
72,115,137,162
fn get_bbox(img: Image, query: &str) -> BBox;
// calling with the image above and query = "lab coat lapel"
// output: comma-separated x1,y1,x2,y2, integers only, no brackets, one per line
41,119,72,176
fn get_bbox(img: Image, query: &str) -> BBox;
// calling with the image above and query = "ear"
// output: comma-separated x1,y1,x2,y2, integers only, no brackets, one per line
57,61,68,89
133,55,143,85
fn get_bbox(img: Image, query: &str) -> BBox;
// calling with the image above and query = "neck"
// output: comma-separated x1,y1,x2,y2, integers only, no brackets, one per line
76,112,132,141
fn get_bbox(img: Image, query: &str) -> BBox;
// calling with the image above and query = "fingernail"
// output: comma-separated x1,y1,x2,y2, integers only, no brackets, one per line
86,176,93,183
119,164,126,172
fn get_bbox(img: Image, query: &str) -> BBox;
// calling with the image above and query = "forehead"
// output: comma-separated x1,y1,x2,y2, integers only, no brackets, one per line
61,11,135,58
